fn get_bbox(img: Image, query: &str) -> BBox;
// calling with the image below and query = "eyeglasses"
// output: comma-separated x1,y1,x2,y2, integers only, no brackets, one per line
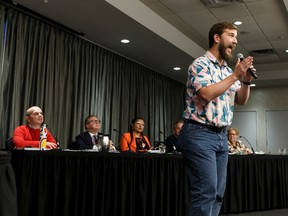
88,120,101,124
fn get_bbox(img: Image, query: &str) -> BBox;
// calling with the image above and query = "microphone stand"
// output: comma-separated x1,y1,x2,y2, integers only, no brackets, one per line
239,135,255,154
113,129,130,151
45,124,61,150
55,137,62,150
160,131,167,140
154,131,167,149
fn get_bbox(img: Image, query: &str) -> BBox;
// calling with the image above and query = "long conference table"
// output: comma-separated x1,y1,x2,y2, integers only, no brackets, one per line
10,150,288,216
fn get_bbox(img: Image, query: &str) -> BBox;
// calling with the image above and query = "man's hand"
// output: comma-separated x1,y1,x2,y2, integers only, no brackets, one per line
46,142,58,149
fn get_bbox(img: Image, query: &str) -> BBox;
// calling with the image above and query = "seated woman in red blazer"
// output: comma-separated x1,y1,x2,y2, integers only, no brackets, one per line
120,117,151,152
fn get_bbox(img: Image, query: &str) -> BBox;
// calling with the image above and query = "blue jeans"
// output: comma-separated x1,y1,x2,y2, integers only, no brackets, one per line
178,122,228,216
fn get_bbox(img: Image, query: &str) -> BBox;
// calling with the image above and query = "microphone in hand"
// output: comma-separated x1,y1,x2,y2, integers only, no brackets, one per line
237,53,258,79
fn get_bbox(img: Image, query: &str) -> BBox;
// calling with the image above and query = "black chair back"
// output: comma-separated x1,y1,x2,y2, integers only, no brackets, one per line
5,138,15,150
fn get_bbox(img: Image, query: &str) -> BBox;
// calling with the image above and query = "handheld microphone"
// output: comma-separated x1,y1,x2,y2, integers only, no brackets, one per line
239,135,255,154
236,53,258,79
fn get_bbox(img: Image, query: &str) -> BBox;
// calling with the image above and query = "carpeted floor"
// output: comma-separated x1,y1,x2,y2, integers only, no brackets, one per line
220,208,288,216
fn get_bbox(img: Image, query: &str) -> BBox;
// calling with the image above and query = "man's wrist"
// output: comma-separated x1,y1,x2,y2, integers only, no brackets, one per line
242,81,251,86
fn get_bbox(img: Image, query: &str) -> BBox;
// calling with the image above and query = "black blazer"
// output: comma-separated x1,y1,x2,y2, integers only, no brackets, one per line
73,131,95,150
164,134,178,153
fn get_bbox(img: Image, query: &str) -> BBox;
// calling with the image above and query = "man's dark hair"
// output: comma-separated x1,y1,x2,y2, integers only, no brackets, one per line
174,120,184,129
84,115,98,129
208,22,237,48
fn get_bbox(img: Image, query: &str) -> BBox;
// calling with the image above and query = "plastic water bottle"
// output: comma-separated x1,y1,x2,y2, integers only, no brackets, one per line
39,124,47,150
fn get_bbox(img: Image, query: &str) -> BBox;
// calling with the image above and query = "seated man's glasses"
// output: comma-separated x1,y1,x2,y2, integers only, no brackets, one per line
88,120,101,124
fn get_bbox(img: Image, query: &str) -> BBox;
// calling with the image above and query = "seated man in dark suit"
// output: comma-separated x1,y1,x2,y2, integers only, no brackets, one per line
164,120,184,153
72,115,115,151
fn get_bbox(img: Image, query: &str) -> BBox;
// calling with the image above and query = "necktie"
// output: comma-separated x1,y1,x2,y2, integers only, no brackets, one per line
93,135,98,145
93,135,98,150
93,135,102,151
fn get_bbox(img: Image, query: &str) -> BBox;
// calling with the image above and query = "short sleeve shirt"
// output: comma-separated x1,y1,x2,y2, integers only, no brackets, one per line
183,51,241,127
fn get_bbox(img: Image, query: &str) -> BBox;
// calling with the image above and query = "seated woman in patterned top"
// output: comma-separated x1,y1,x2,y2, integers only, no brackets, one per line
228,128,252,155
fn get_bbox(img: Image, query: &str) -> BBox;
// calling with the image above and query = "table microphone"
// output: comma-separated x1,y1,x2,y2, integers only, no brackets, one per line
239,135,255,154
113,129,129,144
45,124,62,150
159,131,167,139
113,129,122,135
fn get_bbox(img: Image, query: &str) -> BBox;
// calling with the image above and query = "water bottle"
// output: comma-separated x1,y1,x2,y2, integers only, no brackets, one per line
39,124,47,150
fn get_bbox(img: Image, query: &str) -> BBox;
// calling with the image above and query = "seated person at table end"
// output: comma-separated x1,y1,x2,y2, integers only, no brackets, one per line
228,128,252,155
120,117,151,153
72,115,115,151
164,120,184,152
12,106,58,149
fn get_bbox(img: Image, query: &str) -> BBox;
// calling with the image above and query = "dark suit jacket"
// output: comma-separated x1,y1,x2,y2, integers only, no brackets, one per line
73,131,95,150
164,134,178,153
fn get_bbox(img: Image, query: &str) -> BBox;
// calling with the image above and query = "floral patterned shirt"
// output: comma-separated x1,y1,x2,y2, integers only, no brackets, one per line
183,51,241,127
228,140,252,155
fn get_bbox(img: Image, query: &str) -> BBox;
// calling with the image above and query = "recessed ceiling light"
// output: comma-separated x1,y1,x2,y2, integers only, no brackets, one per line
234,21,242,26
173,67,181,71
250,84,256,87
285,49,288,53
121,39,130,44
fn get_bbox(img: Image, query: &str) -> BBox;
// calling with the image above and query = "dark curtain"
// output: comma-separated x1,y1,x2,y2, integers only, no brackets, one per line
0,2,186,149
0,3,7,141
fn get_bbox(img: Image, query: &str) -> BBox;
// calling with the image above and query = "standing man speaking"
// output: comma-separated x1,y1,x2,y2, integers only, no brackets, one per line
178,22,255,216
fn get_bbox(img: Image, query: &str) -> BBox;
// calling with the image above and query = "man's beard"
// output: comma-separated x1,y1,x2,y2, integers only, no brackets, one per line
219,43,234,62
